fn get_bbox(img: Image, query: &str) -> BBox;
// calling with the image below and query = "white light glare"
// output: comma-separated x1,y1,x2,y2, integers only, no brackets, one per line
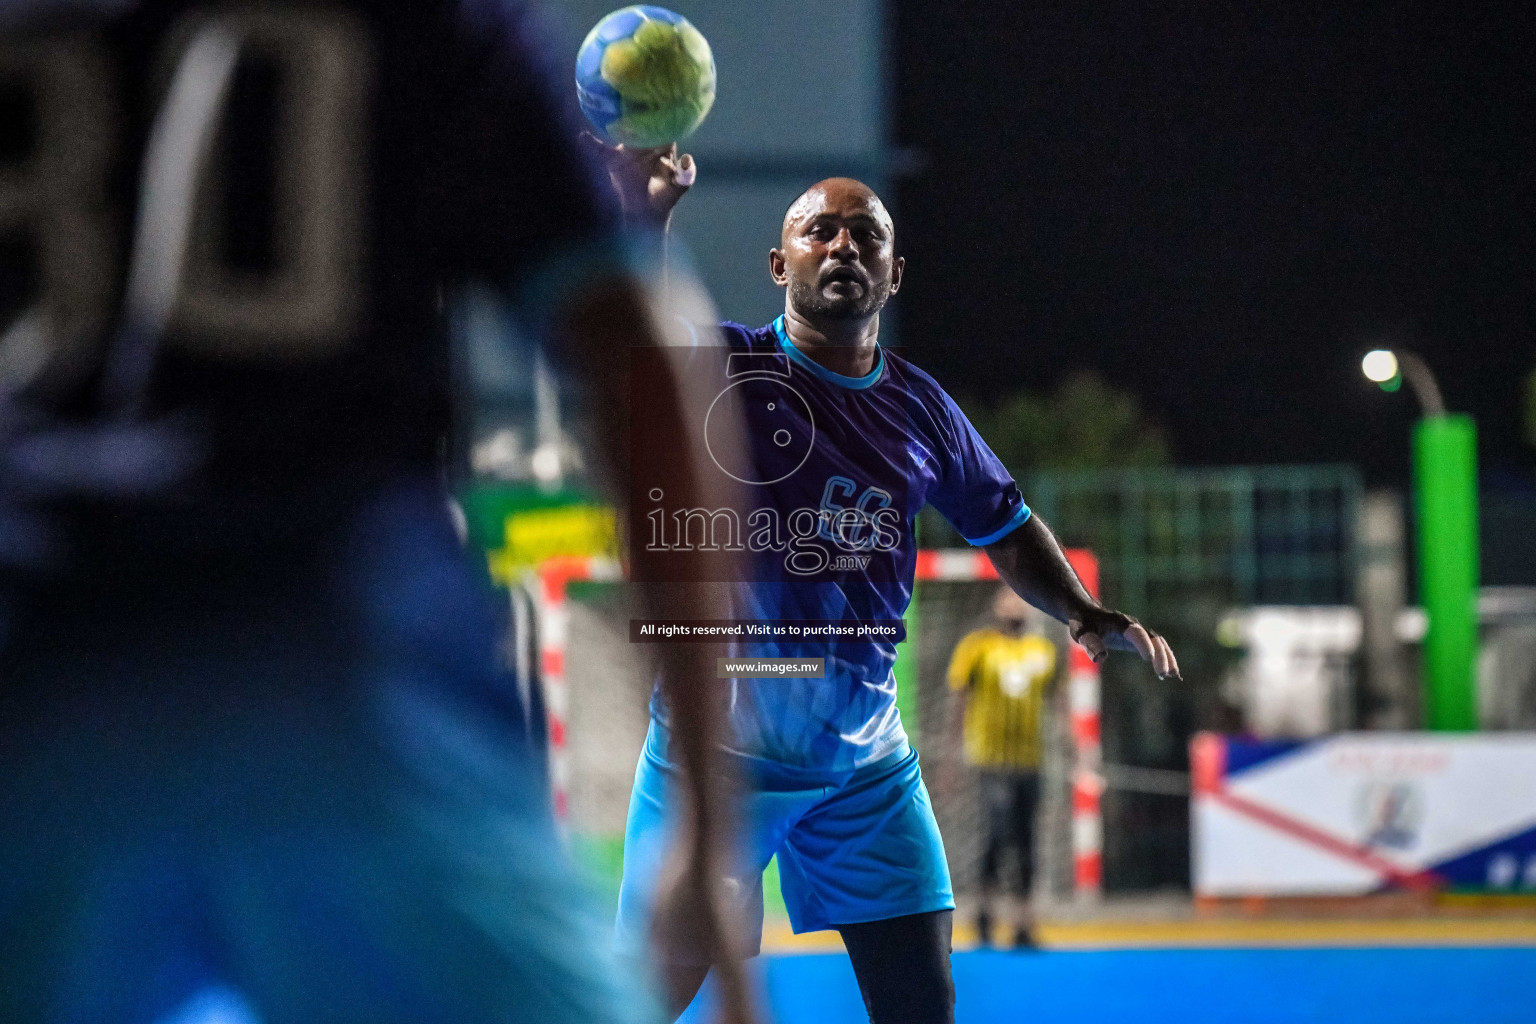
1362,349,1399,383
530,444,562,482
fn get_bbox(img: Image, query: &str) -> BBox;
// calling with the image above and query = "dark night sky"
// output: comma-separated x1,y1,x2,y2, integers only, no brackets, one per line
893,2,1535,488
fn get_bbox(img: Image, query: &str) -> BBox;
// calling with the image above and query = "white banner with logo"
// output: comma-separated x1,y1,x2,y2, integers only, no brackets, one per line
1191,732,1536,896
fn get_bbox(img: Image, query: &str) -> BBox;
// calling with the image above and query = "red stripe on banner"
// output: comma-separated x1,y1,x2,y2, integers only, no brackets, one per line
1208,787,1443,891
975,553,999,579
554,789,569,818
548,717,566,747
542,649,564,678
914,550,939,580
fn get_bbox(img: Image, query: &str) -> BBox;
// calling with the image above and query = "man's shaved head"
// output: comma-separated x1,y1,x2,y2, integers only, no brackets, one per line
781,178,895,243
771,177,903,322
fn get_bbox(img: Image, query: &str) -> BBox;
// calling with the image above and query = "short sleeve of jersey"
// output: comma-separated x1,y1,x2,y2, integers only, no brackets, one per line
423,0,620,284
924,389,1031,546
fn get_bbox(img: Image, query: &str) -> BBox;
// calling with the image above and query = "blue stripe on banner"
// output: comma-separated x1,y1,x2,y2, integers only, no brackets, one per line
1224,736,1310,777
1431,822,1536,889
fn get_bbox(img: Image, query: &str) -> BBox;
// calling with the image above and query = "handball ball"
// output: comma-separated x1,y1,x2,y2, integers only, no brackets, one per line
576,6,715,148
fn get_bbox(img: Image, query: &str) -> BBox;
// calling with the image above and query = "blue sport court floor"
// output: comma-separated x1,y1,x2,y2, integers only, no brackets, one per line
681,946,1536,1023
579,844,1536,1022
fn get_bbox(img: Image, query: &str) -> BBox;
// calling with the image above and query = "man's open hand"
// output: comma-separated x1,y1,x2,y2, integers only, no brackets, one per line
581,134,695,224
1068,607,1180,680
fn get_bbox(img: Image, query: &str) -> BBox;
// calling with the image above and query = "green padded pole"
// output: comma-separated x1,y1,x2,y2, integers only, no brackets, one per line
1412,414,1479,731
895,579,921,748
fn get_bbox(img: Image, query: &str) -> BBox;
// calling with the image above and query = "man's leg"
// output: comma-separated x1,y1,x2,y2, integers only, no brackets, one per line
975,770,1011,946
774,747,955,1023
1007,772,1042,948
617,726,796,1021
659,964,712,1019
838,911,955,1024
616,731,708,1019
976,840,1001,946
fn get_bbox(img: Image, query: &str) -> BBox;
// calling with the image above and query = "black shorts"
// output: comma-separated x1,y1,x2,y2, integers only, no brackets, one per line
977,769,1041,893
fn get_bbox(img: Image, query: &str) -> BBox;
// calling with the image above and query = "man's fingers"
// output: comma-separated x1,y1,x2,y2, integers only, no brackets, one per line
656,152,696,183
1076,630,1108,663
1078,615,1180,679
1128,625,1180,680
1122,622,1158,665
673,152,697,186
1157,634,1182,681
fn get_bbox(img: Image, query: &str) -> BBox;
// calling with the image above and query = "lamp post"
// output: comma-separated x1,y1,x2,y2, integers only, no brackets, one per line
1362,350,1479,730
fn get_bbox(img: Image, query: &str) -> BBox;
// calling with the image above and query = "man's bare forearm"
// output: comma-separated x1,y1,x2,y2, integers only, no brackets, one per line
985,513,1175,674
554,277,738,851
983,515,1099,629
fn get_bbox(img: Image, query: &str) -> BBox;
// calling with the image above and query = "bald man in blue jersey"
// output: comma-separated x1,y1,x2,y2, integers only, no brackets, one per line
601,147,1180,1024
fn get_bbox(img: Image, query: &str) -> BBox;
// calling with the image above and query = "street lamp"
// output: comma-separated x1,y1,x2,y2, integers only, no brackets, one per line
1362,349,1445,415
1362,349,1478,731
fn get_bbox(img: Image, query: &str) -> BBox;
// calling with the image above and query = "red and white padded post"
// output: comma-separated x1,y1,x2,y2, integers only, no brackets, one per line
534,555,622,823
1064,549,1104,899
536,564,572,822
912,546,1104,898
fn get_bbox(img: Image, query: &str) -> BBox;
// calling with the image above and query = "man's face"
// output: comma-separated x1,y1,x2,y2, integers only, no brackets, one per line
772,181,903,321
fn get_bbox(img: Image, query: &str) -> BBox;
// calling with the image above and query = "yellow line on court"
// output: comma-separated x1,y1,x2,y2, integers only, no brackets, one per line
1031,919,1536,949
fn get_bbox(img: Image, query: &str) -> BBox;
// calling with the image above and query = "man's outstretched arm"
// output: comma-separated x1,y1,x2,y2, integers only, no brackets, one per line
551,273,756,1023
984,515,1180,680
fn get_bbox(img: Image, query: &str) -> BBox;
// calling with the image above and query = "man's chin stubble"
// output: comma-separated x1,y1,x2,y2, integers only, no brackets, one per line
790,282,885,321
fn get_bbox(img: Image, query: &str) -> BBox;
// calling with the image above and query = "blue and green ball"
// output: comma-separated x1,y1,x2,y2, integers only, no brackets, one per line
576,6,716,148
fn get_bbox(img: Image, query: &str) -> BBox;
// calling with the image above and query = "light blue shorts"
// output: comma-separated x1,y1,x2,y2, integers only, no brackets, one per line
616,723,954,961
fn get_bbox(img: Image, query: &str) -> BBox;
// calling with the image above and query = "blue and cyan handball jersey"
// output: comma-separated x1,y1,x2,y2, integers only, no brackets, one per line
652,317,1030,773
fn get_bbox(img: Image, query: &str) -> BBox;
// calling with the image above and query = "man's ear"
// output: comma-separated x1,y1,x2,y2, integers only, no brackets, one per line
889,255,905,295
769,248,788,286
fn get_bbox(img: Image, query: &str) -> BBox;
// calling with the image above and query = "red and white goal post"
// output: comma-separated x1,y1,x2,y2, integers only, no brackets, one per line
913,548,1105,899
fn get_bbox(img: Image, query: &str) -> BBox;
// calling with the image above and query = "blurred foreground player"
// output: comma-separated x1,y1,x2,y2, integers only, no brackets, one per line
946,587,1059,949
598,147,1181,1024
0,2,753,1022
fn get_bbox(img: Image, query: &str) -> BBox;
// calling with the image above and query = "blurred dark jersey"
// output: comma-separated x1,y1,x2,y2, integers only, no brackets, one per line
0,0,615,490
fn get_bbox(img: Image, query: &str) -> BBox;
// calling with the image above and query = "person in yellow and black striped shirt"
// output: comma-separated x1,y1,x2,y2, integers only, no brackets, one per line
947,586,1059,949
